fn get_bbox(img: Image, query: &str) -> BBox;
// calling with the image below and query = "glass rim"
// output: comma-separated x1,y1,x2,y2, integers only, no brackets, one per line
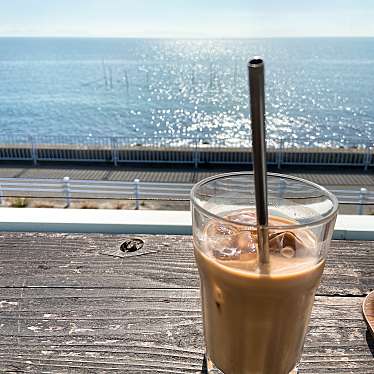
190,171,339,230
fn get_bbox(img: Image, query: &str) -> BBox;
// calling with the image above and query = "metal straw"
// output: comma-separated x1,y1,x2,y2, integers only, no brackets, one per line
248,58,270,265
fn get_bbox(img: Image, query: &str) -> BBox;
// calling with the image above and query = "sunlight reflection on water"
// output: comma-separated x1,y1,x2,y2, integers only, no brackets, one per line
0,38,373,147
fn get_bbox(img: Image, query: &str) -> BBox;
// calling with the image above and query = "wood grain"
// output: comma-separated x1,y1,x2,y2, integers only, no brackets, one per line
0,232,373,373
0,233,372,296
0,289,372,373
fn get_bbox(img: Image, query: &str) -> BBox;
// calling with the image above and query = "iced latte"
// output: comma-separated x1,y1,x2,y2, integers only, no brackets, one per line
191,173,338,374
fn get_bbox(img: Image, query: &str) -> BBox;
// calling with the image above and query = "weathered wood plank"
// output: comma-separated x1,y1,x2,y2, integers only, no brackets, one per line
0,233,373,296
0,289,372,373
0,233,373,372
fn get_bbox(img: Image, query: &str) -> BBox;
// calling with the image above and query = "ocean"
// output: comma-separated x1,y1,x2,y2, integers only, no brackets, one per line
0,37,373,147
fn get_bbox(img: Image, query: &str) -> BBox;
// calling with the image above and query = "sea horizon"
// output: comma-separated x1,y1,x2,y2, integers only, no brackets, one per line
1,35,374,40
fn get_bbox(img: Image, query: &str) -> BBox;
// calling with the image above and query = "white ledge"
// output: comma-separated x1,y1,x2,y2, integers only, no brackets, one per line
334,215,374,240
0,208,192,235
0,208,373,240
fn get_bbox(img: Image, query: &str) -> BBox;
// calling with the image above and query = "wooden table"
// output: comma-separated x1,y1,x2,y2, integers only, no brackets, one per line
0,232,373,373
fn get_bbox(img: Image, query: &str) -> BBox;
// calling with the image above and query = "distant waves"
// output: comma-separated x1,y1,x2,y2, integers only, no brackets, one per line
0,37,373,147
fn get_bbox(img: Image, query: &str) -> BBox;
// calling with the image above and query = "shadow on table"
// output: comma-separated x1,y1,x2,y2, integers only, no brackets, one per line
367,330,374,358
201,355,208,373
200,333,374,371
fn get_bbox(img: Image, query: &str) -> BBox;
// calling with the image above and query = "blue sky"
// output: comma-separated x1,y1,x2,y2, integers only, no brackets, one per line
1,0,373,37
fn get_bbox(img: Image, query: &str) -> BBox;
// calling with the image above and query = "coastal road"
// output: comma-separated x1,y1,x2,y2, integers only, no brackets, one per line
0,163,372,191
0,162,372,214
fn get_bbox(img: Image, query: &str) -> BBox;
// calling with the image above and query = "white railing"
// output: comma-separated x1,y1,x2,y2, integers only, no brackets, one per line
0,178,373,215
0,135,373,169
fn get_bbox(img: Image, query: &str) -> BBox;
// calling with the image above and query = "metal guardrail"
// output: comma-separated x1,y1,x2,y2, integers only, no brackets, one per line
0,135,373,169
0,177,373,214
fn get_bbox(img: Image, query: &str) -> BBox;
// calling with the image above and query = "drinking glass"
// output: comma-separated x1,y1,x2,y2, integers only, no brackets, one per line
191,172,338,374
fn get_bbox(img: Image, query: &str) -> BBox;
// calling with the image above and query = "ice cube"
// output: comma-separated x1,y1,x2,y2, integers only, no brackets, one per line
213,246,241,260
205,219,257,261
269,230,314,257
226,211,257,225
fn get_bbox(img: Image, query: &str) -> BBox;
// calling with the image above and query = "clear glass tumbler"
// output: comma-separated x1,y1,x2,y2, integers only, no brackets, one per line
191,172,338,374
